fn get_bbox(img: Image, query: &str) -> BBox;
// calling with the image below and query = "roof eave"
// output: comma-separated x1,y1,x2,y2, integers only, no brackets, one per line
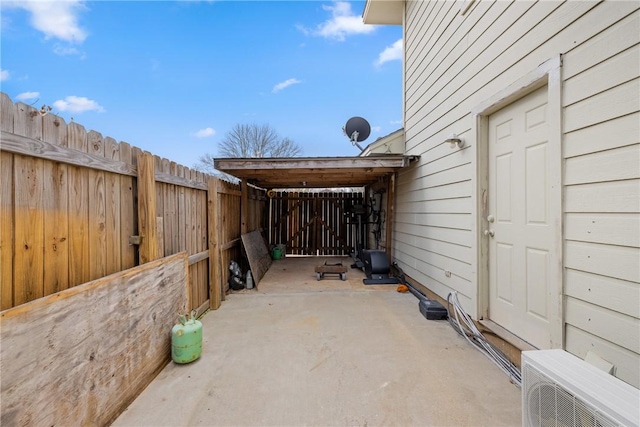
213,155,418,189
363,0,403,25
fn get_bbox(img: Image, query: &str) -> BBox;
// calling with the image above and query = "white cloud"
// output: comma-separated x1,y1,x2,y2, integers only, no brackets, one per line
390,119,402,125
53,96,105,113
272,78,301,93
372,126,382,133
192,127,216,138
53,44,83,57
0,69,9,81
5,0,88,43
375,39,403,67
16,91,40,101
301,1,376,41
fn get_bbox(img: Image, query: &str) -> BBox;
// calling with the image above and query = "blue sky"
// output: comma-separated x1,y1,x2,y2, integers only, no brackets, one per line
1,1,403,168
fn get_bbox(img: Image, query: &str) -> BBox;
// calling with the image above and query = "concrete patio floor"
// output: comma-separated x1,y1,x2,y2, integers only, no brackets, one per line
113,256,521,426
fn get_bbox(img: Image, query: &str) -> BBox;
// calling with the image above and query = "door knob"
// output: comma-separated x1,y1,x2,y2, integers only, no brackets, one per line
484,229,495,237
487,214,495,223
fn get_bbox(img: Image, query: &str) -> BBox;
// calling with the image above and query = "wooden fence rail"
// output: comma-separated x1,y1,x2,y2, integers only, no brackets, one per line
0,92,265,311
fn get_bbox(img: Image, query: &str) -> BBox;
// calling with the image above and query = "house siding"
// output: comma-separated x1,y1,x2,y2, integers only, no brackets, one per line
397,0,639,387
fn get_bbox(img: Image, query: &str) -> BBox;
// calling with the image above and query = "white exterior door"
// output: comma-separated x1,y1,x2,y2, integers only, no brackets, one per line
487,86,558,349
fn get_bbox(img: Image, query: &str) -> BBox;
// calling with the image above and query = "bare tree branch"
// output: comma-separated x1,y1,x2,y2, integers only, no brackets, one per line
198,123,303,171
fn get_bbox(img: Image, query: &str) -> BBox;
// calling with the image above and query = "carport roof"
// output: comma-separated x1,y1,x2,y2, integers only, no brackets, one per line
214,155,418,189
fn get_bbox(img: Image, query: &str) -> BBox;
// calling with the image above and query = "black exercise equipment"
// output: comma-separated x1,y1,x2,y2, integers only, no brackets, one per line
362,250,399,285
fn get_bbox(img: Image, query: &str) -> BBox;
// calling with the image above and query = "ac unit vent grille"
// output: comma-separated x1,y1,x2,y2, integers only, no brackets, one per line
523,363,617,427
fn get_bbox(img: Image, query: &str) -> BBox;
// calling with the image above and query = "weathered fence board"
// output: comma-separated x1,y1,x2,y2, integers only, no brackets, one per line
43,113,69,295
68,122,91,287
0,95,14,309
137,153,159,264
105,136,122,276
0,252,189,427
88,130,107,281
1,151,14,309
119,141,137,270
242,230,272,287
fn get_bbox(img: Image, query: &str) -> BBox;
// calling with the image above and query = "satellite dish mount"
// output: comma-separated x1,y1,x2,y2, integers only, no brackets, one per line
343,116,371,153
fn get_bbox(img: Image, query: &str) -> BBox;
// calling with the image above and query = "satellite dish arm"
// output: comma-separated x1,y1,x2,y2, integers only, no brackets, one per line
350,131,364,152
343,127,365,152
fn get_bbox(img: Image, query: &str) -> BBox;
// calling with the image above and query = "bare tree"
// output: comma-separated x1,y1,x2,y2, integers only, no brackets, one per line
196,123,302,174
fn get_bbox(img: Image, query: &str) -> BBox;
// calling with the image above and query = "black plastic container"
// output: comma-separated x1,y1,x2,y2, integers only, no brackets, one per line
419,299,448,320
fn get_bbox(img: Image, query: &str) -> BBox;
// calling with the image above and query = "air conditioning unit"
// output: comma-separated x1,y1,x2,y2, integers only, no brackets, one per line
522,349,639,427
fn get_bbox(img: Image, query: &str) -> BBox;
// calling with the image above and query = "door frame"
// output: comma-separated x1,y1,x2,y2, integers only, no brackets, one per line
472,55,564,348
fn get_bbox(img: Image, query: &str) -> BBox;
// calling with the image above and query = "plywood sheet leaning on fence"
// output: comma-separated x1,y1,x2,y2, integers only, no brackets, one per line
0,252,189,427
241,230,272,287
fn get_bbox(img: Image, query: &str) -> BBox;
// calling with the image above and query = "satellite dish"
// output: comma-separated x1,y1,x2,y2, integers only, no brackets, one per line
343,116,371,152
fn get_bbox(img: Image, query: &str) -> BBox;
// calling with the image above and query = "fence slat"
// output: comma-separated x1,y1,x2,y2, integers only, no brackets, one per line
137,153,159,264
1,151,14,309
13,154,45,304
170,161,179,254
68,123,90,287
119,142,136,270
1,94,14,309
208,178,221,309
184,170,194,308
88,130,106,281
105,137,122,275
162,159,176,255
13,103,45,304
43,114,69,295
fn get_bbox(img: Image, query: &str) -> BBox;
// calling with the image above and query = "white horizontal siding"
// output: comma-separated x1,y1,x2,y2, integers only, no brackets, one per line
564,112,639,158
565,179,640,213
395,222,472,247
405,1,617,146
562,30,640,387
401,180,471,203
409,163,472,188
398,237,471,281
565,241,639,284
398,0,639,384
563,45,639,107
565,269,639,319
565,324,640,388
564,78,640,132
564,144,640,185
562,10,640,79
562,23,640,381
395,211,472,231
565,298,639,354
565,213,640,247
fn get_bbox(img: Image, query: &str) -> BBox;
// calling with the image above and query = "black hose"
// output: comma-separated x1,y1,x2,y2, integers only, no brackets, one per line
392,262,428,302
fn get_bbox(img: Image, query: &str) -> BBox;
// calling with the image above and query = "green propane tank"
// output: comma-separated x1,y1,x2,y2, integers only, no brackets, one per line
171,310,202,364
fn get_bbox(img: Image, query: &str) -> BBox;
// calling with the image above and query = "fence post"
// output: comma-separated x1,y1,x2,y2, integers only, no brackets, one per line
241,179,249,235
137,153,159,264
208,177,221,310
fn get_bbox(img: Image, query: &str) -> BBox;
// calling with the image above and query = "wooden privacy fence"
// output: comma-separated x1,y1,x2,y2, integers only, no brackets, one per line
268,191,364,256
0,92,265,312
